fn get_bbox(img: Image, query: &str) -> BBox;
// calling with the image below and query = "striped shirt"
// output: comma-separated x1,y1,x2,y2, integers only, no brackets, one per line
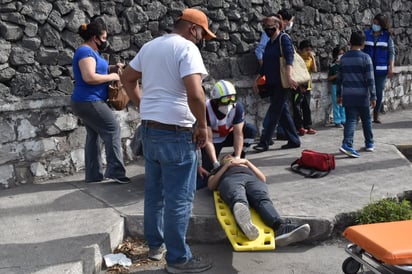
336,50,376,107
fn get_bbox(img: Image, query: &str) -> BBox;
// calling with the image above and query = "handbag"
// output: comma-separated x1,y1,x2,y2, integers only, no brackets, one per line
279,33,311,89
107,67,130,110
256,75,273,98
291,149,335,178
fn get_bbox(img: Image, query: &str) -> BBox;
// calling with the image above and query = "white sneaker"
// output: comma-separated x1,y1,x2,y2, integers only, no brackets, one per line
233,202,259,241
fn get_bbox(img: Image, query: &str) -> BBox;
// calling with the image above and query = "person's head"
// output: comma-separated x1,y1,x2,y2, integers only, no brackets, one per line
332,46,346,62
77,18,109,51
349,30,366,48
299,39,313,52
174,8,216,48
372,13,390,33
298,39,313,58
262,15,282,38
210,80,237,115
277,8,294,31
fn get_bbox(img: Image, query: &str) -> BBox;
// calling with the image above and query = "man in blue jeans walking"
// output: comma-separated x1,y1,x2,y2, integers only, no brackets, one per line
337,30,376,158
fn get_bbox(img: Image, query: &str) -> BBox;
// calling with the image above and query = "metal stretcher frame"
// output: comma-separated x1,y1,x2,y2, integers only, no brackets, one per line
342,220,412,274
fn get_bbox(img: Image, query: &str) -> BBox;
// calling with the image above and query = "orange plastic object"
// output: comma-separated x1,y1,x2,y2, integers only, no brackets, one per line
343,220,412,265
214,191,275,251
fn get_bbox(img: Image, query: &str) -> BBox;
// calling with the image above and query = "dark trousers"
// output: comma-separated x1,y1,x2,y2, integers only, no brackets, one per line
218,173,282,230
292,90,312,129
260,85,300,147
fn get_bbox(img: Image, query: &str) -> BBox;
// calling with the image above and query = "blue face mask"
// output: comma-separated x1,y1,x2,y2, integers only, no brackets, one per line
372,24,381,32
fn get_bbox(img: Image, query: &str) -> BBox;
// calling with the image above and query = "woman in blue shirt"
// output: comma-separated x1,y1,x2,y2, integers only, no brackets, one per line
71,18,130,184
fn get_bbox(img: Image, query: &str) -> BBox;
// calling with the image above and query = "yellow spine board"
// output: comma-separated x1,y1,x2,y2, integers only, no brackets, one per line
214,191,275,251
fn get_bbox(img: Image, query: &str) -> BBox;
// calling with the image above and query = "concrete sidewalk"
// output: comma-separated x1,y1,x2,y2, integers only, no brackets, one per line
1,108,411,274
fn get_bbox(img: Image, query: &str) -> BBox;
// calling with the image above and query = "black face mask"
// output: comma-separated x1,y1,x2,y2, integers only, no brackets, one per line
196,39,205,50
97,38,109,52
264,27,277,38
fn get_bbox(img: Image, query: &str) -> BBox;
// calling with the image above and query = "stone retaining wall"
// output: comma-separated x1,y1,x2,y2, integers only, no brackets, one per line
1,0,411,188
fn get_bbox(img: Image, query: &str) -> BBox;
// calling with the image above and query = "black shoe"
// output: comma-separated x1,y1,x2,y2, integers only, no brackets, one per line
253,143,268,152
269,139,275,146
275,221,310,247
108,177,131,184
281,143,300,149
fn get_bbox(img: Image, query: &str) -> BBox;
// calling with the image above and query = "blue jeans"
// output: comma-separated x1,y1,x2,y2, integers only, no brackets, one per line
218,173,282,230
259,85,300,147
374,74,387,113
331,84,346,124
141,125,196,265
343,106,374,147
70,100,126,181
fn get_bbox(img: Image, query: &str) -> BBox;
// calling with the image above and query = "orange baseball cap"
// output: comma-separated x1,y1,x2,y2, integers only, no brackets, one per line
178,8,216,40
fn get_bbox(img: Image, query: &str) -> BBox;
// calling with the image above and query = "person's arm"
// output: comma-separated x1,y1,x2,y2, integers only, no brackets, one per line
255,32,269,66
282,35,298,90
232,121,244,158
365,56,377,108
183,73,208,149
387,36,395,78
310,51,318,73
336,63,343,105
121,65,142,108
204,126,219,168
79,57,119,84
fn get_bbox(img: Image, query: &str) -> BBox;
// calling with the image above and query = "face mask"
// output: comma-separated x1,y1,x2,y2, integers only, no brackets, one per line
97,38,109,51
218,104,233,115
337,54,344,61
285,22,293,31
264,27,276,37
196,39,205,50
372,24,381,32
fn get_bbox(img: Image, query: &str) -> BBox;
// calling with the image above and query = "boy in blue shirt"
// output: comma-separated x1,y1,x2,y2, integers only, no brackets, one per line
337,31,376,158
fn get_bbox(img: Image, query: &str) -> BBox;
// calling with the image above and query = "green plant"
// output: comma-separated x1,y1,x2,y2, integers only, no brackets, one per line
356,197,412,224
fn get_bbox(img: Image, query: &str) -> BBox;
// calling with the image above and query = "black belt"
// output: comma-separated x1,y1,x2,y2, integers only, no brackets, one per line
142,120,192,131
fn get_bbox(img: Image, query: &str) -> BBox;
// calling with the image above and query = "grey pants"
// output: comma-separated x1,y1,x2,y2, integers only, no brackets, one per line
70,100,126,181
218,173,282,230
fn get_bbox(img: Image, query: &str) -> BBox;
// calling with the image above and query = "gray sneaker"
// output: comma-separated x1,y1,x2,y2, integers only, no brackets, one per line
148,243,166,261
275,221,310,247
165,256,212,273
233,202,259,241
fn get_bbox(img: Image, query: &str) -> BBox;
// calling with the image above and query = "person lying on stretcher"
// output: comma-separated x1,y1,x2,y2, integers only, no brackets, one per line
207,154,311,247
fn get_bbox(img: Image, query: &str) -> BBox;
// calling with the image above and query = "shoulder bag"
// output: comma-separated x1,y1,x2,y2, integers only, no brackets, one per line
279,33,311,89
108,67,130,110
291,149,335,178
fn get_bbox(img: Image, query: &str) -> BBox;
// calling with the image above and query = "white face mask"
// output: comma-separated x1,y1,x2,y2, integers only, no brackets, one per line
285,22,293,31
337,54,344,61
218,104,233,115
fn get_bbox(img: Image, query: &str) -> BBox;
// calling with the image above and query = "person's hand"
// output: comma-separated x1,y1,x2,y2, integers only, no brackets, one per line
288,77,298,90
193,126,208,149
387,67,393,79
110,72,120,81
337,96,343,105
197,166,210,179
370,99,376,108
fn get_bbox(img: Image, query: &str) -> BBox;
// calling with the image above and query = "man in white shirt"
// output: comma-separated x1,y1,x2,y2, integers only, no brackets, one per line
121,8,215,274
